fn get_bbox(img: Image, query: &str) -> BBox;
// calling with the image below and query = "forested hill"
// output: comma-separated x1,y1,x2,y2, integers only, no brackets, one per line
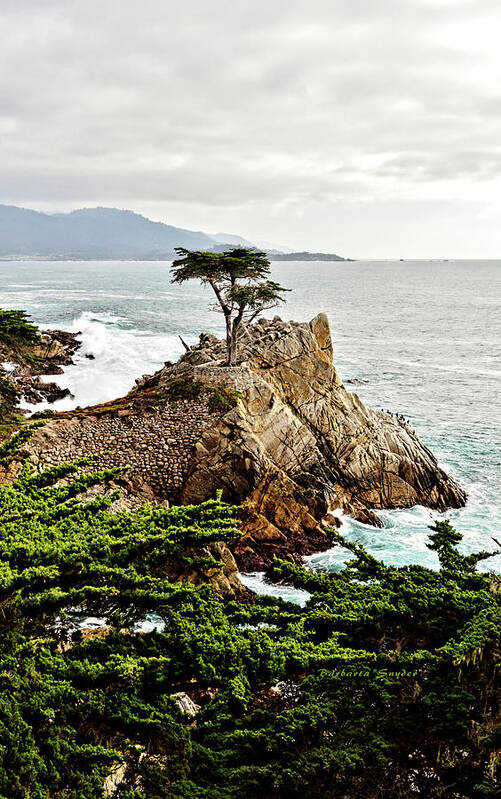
0,204,349,261
0,205,221,259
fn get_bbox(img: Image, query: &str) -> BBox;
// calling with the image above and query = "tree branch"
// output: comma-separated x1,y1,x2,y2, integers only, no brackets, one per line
208,279,230,316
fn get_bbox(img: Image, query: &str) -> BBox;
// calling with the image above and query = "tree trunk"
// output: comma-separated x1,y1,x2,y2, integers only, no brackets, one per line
225,314,233,366
228,318,241,365
229,329,237,365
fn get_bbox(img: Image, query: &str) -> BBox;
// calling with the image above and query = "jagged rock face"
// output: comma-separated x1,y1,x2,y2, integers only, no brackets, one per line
4,313,465,572
172,313,465,567
0,329,80,409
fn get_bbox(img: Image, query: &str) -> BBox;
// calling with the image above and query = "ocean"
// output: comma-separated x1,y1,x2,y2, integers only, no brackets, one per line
1,259,500,596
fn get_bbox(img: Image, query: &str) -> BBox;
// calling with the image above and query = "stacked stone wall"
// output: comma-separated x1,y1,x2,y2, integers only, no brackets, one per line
28,398,219,500
192,364,254,392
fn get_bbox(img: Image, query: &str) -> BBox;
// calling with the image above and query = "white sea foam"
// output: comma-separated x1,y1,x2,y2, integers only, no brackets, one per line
31,311,195,412
239,573,311,606
55,610,165,635
132,613,166,634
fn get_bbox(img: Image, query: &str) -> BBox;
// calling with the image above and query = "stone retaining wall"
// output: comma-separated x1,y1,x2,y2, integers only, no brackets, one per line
192,364,254,392
28,398,219,500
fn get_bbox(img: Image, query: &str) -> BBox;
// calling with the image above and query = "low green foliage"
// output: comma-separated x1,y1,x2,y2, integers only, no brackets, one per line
165,377,205,402
0,309,39,344
0,308,41,432
0,376,20,404
165,377,240,413
0,378,23,438
0,429,499,798
206,386,241,413
29,409,56,421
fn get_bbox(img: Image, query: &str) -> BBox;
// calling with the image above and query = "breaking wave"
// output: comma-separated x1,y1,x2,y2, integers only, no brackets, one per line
35,311,194,411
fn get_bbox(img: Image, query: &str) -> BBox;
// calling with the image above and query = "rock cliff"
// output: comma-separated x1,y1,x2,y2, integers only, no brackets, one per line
11,313,465,570
171,313,466,566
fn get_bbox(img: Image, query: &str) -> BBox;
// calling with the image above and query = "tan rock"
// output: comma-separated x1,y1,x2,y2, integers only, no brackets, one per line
177,313,465,567
7,313,466,572
103,761,128,798
172,692,200,717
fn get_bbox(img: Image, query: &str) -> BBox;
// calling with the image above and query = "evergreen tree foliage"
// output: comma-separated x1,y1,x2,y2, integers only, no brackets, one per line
0,429,498,798
170,248,289,365
0,309,39,345
0,309,40,435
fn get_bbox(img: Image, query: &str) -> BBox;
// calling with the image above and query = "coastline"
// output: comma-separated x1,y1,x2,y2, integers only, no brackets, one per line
0,325,81,434
7,313,466,576
1,258,499,574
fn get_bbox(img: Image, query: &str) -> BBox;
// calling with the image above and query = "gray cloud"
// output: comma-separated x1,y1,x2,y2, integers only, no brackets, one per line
1,0,501,256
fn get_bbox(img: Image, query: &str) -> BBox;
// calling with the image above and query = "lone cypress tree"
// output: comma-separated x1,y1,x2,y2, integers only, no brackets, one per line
171,247,289,365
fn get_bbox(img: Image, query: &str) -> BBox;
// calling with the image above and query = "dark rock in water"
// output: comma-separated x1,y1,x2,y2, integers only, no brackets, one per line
0,328,80,420
38,384,73,403
85,353,95,360
42,364,65,375
322,512,342,529
15,313,465,572
19,379,73,405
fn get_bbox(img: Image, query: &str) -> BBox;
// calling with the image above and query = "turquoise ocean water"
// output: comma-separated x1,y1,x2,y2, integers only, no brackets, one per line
1,259,500,597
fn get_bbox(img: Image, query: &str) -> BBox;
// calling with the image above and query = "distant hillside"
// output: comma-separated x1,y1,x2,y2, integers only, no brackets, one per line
0,205,223,260
0,204,349,261
271,251,349,261
211,232,256,248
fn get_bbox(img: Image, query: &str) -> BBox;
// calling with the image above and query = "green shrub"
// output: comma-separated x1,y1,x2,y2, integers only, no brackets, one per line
0,309,39,344
0,376,20,405
0,428,498,798
207,386,241,412
165,377,240,413
165,377,205,401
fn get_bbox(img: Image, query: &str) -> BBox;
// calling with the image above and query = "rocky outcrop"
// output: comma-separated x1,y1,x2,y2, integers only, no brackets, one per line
169,313,466,567
0,328,80,407
8,314,465,570
165,539,245,597
31,329,81,367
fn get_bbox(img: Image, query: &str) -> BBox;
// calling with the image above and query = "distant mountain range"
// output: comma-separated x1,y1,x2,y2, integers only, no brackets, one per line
0,204,348,261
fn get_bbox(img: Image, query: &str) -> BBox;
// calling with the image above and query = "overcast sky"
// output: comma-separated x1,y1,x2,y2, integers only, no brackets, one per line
2,0,501,257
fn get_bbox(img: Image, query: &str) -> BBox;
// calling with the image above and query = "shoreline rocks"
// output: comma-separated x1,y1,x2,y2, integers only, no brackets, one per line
9,313,466,572
175,313,466,567
0,328,80,408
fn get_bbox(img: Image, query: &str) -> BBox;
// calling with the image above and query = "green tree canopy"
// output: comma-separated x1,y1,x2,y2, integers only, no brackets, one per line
171,247,290,365
0,428,499,797
0,309,39,344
